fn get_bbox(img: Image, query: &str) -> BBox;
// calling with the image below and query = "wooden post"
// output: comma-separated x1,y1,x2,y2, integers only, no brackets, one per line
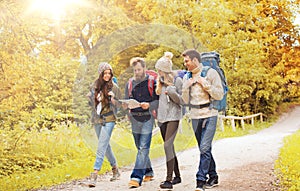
219,116,224,131
260,113,263,122
217,113,264,132
218,115,225,131
241,119,245,130
231,118,236,131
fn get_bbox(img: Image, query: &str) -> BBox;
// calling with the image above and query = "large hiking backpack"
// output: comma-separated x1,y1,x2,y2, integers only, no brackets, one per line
200,51,228,114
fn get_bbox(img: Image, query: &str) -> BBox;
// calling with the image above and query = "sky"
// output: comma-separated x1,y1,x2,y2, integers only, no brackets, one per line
295,15,300,26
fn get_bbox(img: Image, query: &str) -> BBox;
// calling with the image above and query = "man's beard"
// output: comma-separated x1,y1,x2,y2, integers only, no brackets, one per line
135,71,146,82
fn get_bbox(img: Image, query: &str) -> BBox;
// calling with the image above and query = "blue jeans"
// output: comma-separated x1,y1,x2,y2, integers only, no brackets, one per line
93,122,117,171
130,116,154,185
192,116,218,181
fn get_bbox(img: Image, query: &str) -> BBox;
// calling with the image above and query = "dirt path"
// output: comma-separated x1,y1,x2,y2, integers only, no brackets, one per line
42,106,300,191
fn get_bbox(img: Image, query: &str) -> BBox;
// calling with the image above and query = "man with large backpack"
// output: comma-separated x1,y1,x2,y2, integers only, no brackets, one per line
123,57,159,189
181,49,224,191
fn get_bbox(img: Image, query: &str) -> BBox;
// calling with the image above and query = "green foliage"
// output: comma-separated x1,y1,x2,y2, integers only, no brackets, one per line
275,130,300,191
116,0,300,115
0,124,95,191
1,0,300,190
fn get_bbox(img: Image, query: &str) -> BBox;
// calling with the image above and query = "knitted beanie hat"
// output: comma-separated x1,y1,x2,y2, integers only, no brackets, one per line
98,62,112,74
155,52,173,73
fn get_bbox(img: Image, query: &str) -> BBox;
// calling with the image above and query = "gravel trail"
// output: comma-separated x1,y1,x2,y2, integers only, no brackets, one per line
40,106,300,191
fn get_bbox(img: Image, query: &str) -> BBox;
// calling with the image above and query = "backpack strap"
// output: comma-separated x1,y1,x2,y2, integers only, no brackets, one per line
128,77,134,98
147,75,155,97
200,66,210,78
128,75,155,98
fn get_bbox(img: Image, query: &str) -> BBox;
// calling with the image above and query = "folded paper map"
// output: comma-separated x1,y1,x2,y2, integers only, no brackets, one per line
118,99,141,109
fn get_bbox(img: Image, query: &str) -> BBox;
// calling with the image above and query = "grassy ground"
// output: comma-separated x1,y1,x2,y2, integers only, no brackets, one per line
275,129,300,191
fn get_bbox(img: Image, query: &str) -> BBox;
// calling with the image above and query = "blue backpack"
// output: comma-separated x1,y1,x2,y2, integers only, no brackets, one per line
200,52,228,114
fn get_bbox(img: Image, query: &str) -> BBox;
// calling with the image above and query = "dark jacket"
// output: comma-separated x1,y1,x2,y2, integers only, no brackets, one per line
125,75,159,122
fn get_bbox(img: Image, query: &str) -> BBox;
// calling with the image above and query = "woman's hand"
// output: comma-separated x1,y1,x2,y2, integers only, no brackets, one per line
108,91,115,97
108,91,116,105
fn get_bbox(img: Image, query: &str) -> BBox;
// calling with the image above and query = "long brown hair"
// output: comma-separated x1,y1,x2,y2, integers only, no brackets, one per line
94,69,114,108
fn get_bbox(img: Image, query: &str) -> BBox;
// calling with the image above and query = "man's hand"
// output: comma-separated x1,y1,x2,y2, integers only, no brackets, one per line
182,78,195,89
196,77,211,90
140,102,150,110
122,102,128,110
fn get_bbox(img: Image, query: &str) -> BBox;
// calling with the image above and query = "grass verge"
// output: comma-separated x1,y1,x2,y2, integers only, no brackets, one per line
275,130,300,191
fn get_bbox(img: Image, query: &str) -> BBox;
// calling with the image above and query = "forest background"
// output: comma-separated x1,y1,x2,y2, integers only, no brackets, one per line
0,0,299,190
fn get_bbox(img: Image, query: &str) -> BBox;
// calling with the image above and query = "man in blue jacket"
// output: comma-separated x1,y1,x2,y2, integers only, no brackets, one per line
123,57,159,188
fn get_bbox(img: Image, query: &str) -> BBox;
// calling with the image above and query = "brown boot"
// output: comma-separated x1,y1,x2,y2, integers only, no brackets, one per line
110,166,120,181
87,172,97,187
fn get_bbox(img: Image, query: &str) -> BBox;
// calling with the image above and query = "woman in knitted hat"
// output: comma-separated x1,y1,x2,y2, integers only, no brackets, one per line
86,62,121,187
155,52,183,190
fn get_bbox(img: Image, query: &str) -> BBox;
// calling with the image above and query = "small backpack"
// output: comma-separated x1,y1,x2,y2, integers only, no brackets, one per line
200,51,228,114
173,70,187,80
172,69,188,115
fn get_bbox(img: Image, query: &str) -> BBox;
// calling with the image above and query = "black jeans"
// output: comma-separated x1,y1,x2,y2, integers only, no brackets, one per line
159,121,181,181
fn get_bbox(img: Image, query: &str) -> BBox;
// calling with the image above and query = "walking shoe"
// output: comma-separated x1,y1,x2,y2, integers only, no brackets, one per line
128,180,140,188
143,175,154,182
205,175,219,189
87,172,97,187
160,181,173,190
195,180,206,191
171,176,181,185
110,166,120,181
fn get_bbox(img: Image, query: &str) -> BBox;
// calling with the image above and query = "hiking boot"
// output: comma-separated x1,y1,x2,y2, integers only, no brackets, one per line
128,180,140,188
195,180,206,191
171,176,181,185
205,175,219,189
110,166,120,181
87,172,97,187
160,181,173,190
143,175,154,182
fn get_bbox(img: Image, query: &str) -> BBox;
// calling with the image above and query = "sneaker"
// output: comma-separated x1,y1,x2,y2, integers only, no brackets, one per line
110,166,120,181
160,181,173,190
195,180,205,191
128,180,140,188
143,175,154,182
205,176,219,189
171,176,181,185
87,172,97,187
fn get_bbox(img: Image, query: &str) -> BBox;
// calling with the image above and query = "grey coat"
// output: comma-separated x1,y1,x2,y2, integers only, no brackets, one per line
157,77,183,123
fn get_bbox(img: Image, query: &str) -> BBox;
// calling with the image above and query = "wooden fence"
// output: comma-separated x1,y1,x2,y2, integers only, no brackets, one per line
218,113,264,131
151,113,264,135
